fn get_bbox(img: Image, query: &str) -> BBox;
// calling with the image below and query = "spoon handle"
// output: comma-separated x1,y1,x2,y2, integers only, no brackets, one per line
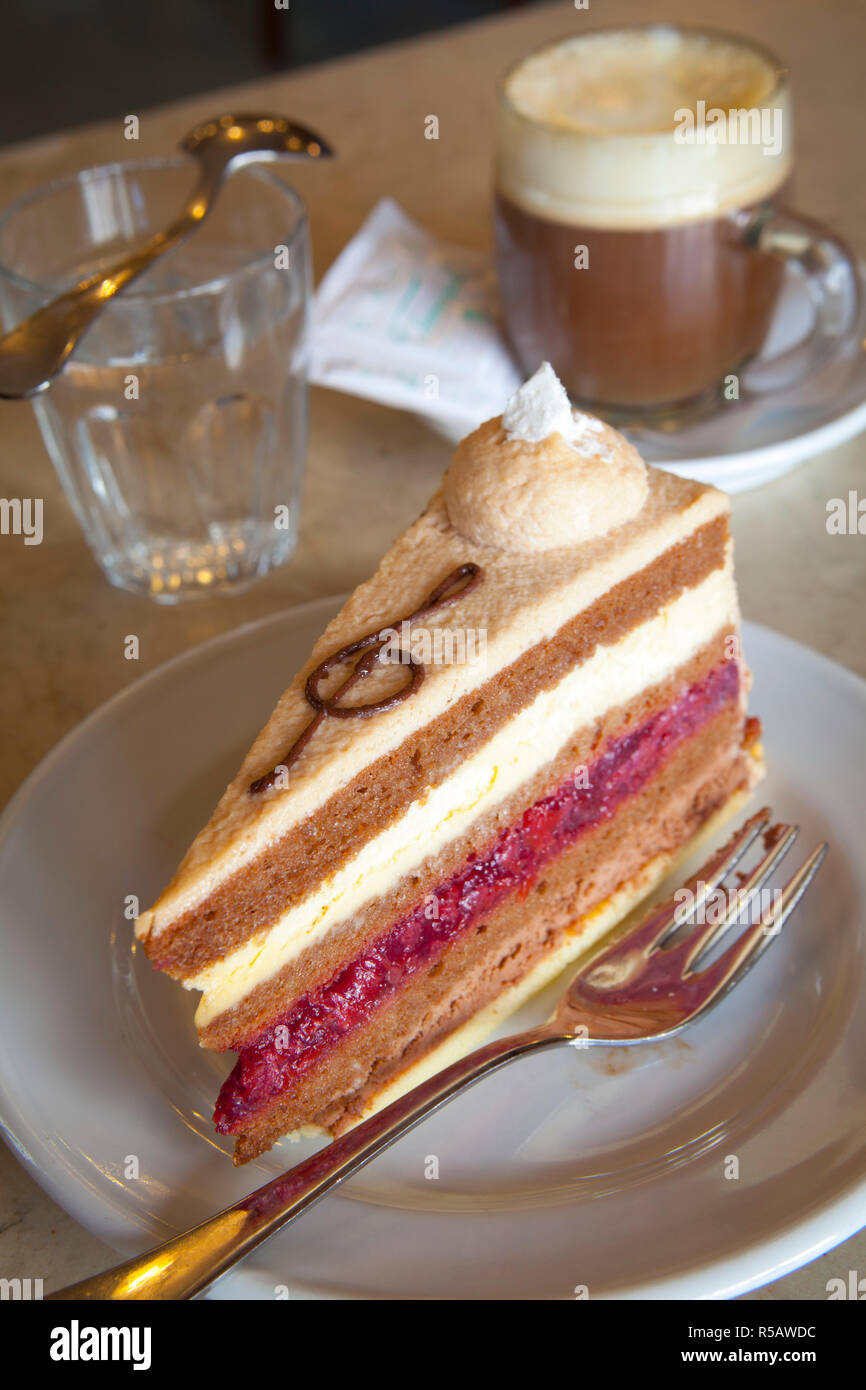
46,1027,558,1301
0,170,218,399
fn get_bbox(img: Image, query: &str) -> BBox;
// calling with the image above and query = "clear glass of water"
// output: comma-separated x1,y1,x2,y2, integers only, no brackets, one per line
0,157,311,601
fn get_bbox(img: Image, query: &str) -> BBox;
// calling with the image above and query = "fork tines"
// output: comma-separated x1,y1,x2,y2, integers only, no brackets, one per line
647,809,827,986
626,808,772,957
685,838,828,1001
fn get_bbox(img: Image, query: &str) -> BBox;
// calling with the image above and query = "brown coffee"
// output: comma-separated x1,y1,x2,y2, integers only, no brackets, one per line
495,28,793,411
495,192,786,409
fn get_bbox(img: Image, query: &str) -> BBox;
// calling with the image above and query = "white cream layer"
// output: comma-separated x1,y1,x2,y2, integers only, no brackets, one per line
191,558,739,1029
138,472,727,942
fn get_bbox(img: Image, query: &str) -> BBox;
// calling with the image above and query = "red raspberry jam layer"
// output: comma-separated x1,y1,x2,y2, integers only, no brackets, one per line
215,658,739,1133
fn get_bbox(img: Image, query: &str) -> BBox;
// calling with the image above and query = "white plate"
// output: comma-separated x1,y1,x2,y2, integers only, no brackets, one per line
1,607,865,1300
420,261,866,494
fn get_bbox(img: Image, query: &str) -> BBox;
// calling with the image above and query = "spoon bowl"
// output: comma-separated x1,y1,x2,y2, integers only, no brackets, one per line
181,112,332,165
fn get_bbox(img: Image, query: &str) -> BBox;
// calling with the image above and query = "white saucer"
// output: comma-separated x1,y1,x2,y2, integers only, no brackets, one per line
420,261,866,494
1,606,864,1300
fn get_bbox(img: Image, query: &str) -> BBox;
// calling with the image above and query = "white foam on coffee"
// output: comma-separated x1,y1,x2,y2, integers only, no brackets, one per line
497,28,793,229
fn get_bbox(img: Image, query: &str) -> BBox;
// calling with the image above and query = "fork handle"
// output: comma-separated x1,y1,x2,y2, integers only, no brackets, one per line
48,1027,557,1300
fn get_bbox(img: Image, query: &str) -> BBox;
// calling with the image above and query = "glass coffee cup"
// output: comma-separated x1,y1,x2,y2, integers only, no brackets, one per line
494,25,860,418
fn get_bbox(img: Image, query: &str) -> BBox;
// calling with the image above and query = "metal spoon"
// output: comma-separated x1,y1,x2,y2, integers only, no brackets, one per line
0,113,333,399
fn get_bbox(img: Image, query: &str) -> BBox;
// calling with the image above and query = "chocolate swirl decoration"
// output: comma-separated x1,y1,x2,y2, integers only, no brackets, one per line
249,563,484,794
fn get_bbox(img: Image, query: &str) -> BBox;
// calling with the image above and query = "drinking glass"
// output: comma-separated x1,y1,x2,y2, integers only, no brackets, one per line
0,158,311,601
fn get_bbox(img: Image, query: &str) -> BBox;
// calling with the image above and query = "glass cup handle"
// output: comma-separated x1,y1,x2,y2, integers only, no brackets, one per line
733,205,861,394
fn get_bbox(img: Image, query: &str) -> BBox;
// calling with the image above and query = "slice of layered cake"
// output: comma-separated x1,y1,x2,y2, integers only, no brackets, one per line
136,364,763,1163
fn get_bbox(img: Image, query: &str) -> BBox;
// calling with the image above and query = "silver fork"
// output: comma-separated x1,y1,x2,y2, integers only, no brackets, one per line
48,808,826,1301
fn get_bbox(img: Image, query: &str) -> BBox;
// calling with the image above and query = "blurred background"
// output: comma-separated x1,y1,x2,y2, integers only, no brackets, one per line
0,0,546,147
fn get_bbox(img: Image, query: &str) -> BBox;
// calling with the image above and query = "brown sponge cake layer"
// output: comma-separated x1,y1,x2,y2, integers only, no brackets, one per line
150,515,728,979
230,712,753,1163
200,629,737,1052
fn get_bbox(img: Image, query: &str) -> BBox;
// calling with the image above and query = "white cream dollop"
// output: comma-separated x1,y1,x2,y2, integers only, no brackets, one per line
501,359,604,449
444,363,649,552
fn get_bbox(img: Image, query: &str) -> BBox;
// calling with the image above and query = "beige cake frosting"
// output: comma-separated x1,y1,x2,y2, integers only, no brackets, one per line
137,472,725,944
137,374,724,948
444,363,649,551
